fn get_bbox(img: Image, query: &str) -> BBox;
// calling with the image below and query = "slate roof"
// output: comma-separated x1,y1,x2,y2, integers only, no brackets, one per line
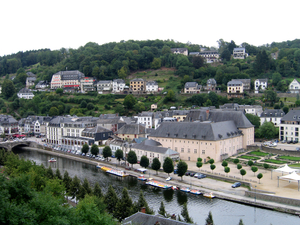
281,110,300,122
149,121,242,141
131,78,144,82
82,125,111,134
227,80,242,86
122,212,189,225
0,114,18,124
97,80,112,84
138,112,154,117
27,77,36,81
260,109,285,118
115,124,146,135
113,79,125,84
184,82,198,88
26,72,36,77
146,81,158,85
18,88,34,94
54,70,84,80
184,109,253,128
132,140,177,155
207,78,217,85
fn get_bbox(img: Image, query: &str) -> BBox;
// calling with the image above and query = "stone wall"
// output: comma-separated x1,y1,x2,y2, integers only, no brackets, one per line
245,190,300,207
247,144,300,157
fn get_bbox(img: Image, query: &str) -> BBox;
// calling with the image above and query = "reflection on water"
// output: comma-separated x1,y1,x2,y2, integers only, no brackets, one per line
14,149,300,225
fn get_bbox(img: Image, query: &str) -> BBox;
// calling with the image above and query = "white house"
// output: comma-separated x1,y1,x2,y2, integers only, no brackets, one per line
289,79,300,93
233,48,248,59
279,110,300,142
146,81,158,93
112,79,125,93
255,79,268,93
170,48,188,56
136,112,154,129
260,109,285,127
17,88,34,99
97,80,112,93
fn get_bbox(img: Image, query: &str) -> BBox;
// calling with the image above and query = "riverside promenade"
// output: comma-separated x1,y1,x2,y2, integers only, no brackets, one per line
21,144,300,216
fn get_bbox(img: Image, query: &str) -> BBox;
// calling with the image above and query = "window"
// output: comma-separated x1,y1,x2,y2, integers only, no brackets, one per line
188,148,190,153
175,147,178,151
202,150,205,154
194,149,197,153
181,148,184,153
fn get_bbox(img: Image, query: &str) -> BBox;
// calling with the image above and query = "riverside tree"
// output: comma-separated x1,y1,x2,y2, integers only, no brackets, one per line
158,201,166,217
81,143,89,154
151,157,161,174
140,155,149,169
127,150,137,168
181,202,193,223
115,149,123,164
91,144,99,156
205,211,214,225
103,146,112,161
222,161,228,167
135,190,153,214
93,182,103,198
163,157,174,176
114,187,135,221
257,173,263,183
104,185,119,214
210,164,216,173
177,160,188,180
224,167,230,177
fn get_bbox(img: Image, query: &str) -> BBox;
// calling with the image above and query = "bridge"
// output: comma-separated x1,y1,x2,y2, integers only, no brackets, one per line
0,141,31,151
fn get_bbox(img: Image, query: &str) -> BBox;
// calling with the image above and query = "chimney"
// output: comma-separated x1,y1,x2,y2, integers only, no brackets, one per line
141,207,146,213
206,110,209,120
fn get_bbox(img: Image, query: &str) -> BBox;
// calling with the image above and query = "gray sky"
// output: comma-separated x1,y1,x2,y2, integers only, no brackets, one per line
1,0,299,56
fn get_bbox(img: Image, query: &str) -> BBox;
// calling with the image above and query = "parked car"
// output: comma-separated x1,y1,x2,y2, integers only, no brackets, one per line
185,172,190,176
281,140,287,143
190,173,195,177
195,173,206,179
296,147,300,151
232,182,241,188
166,177,172,181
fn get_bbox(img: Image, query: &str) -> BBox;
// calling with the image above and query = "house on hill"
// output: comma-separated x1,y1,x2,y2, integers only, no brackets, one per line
255,79,268,93
184,82,201,94
260,109,285,127
171,48,188,56
289,79,300,93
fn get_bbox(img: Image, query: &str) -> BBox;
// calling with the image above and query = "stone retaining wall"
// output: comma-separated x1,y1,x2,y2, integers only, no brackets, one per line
245,190,300,207
248,144,300,157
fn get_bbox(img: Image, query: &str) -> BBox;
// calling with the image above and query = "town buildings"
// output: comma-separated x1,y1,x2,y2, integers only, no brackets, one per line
80,77,96,93
189,50,220,63
260,109,285,127
227,80,243,98
289,79,300,93
255,79,268,93
184,82,201,94
112,79,125,93
279,110,300,142
130,78,145,93
146,81,158,93
0,115,19,135
97,80,112,93
170,48,188,56
17,88,34,99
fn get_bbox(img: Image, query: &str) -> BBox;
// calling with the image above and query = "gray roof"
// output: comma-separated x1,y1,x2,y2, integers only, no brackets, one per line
185,82,198,88
18,88,34,94
54,70,84,81
232,79,251,85
281,110,300,122
26,72,36,77
97,80,112,84
184,109,253,128
122,212,189,225
227,80,243,86
27,77,36,81
116,124,146,135
207,78,217,85
0,114,18,124
260,109,285,118
149,121,242,141
131,78,144,82
146,81,158,85
132,140,177,155
233,47,246,51
113,79,125,84
256,79,268,82
82,125,111,134
138,112,154,117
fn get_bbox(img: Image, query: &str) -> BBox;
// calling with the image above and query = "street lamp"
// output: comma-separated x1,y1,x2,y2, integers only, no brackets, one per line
255,185,257,203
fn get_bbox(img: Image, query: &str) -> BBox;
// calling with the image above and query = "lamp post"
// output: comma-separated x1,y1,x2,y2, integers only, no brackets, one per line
255,185,257,203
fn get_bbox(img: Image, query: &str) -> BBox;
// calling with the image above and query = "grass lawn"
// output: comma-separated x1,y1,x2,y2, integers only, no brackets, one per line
239,155,261,160
249,151,271,157
263,159,288,164
289,163,300,168
278,156,300,161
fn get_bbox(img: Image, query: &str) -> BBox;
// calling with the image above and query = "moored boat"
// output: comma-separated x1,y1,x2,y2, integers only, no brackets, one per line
203,192,215,199
145,180,172,189
190,189,201,195
138,175,147,181
101,166,110,172
48,158,56,162
96,163,101,169
106,168,129,177
171,186,178,190
180,187,190,193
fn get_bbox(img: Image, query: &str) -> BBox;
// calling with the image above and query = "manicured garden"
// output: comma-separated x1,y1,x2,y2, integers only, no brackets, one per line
277,156,300,161
248,151,272,157
263,159,288,164
239,155,260,160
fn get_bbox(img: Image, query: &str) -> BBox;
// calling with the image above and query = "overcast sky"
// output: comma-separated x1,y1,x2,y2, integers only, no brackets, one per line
1,0,299,56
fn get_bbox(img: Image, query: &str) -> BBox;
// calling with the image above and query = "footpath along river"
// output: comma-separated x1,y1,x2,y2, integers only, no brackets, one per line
14,148,300,225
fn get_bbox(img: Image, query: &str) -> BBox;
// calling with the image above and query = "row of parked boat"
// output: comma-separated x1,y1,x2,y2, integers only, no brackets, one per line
97,164,129,177
138,175,215,198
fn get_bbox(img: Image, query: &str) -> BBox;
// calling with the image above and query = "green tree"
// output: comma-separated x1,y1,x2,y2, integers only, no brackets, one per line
87,102,94,110
251,166,258,176
237,164,242,170
210,164,216,173
163,157,174,176
49,107,59,116
115,149,123,165
248,160,254,166
91,144,99,156
263,163,270,169
123,94,137,110
46,166,54,179
55,168,62,180
238,219,244,225
103,146,112,161
205,211,214,225
82,178,92,196
158,201,166,217
127,150,137,168
196,161,203,171
140,155,149,169
2,79,15,99
151,157,161,174
81,143,89,154
163,90,176,103
151,58,161,69
234,158,240,164
135,190,153,214
63,170,72,193
69,175,81,202
222,161,228,167
104,185,119,214
209,159,214,164
224,167,230,176
272,72,282,86
114,187,134,221
80,100,87,108
257,173,263,183
177,160,188,180
283,106,289,114
259,122,277,139
245,114,260,128
181,202,193,223
55,88,63,95
118,66,128,80
93,182,103,199
240,169,246,179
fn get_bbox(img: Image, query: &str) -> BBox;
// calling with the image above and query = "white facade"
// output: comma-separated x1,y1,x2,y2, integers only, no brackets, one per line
97,80,112,93
289,79,300,93
146,81,158,93
233,48,248,59
50,74,62,89
137,112,153,129
17,88,34,99
255,79,268,93
112,79,125,93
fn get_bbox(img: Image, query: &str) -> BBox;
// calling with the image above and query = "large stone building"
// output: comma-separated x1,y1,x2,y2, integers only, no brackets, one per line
279,110,300,142
50,70,84,90
0,115,19,135
171,48,188,56
130,78,145,93
260,109,285,127
184,82,201,94
233,47,248,59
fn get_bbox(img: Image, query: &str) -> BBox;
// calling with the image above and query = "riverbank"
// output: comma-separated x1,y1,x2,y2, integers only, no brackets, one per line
20,146,300,216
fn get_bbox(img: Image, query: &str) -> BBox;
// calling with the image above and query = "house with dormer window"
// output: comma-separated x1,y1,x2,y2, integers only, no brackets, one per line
279,110,300,142
289,79,300,93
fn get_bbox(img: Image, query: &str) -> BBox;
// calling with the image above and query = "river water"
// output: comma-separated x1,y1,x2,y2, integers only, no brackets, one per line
14,149,299,225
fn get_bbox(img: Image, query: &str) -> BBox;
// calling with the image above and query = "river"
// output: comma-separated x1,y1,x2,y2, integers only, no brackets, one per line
14,148,300,225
